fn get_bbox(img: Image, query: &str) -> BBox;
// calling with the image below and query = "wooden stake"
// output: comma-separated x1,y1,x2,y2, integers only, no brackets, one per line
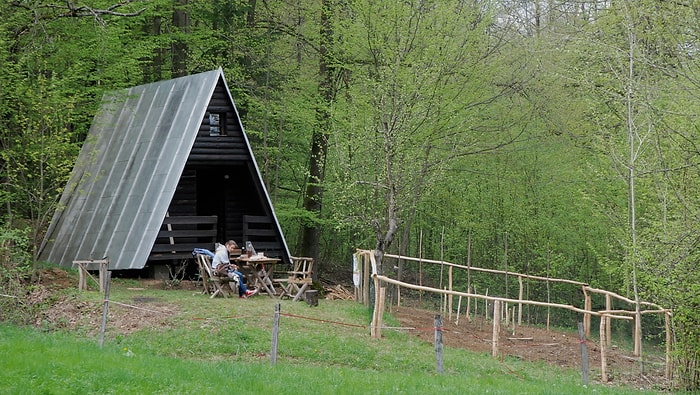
456,295,462,326
600,315,608,382
98,271,111,348
546,250,551,331
466,286,471,321
435,315,444,374
376,286,386,339
584,289,591,338
466,230,472,321
518,275,523,326
271,303,280,365
578,322,589,386
99,260,108,293
492,300,501,358
605,293,612,347
448,265,453,321
419,230,423,307
78,263,87,291
634,309,642,358
665,311,672,380
484,288,489,320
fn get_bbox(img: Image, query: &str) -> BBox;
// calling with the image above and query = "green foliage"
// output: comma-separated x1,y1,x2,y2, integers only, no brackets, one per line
0,227,31,286
0,227,33,324
1,0,700,388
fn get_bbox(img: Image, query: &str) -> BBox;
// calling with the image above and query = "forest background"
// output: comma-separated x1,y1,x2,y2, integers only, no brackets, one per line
0,0,699,390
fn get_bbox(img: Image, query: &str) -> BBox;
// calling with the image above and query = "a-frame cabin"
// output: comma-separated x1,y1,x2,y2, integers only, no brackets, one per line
38,69,290,275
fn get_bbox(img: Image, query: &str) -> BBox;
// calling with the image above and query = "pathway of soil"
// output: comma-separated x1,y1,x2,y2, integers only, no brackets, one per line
391,306,668,391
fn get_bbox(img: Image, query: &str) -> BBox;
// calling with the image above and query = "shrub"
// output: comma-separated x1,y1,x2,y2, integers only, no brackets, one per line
0,227,33,324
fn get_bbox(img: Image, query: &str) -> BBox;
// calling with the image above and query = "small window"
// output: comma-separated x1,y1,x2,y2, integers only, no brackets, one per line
209,113,226,136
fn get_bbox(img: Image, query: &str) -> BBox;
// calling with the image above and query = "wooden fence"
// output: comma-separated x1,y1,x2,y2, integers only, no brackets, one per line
354,249,672,382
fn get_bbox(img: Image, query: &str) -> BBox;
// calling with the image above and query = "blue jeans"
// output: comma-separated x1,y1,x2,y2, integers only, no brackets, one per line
227,269,247,296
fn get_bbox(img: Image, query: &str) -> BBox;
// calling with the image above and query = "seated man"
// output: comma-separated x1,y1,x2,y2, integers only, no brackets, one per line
212,240,257,298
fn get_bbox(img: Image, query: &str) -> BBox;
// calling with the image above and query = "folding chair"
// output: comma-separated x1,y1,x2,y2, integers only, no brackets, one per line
275,257,314,301
195,253,237,298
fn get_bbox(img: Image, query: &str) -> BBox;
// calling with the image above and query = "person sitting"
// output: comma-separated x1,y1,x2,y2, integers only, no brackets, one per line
212,240,257,298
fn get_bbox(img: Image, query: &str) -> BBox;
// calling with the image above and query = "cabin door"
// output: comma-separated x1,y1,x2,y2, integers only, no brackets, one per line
197,167,235,241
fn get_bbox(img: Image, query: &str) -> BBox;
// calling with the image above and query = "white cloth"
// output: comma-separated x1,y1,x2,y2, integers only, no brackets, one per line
352,254,361,288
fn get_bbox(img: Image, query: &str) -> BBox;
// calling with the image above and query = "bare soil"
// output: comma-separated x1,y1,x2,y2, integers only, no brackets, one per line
28,268,670,392
391,305,670,391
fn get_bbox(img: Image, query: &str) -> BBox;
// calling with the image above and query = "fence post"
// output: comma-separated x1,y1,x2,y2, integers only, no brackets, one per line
583,288,591,338
518,276,523,326
271,303,280,365
600,315,608,382
605,293,612,347
98,270,111,348
99,260,109,293
448,266,453,321
435,314,444,374
455,296,462,326
77,263,87,291
492,300,501,358
578,322,589,386
377,286,386,339
665,311,672,380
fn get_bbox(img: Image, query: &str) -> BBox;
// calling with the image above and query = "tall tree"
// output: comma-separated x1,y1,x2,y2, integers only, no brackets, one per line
327,0,520,273
565,0,700,384
171,0,189,77
299,0,336,266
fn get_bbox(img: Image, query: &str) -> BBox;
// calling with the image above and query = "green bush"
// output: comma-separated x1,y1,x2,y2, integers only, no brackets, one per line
0,227,33,324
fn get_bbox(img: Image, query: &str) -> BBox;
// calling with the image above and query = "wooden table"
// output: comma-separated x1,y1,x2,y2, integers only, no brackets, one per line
233,255,281,297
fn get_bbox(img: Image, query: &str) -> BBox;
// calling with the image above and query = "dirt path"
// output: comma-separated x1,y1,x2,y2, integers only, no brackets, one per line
391,306,668,390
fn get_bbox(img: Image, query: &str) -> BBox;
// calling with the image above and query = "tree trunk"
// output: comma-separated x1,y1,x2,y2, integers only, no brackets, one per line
300,0,334,271
172,0,189,77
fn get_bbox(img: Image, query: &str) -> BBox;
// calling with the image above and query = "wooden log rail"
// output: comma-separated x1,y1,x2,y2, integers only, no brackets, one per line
358,249,673,379
582,285,670,359
149,215,217,261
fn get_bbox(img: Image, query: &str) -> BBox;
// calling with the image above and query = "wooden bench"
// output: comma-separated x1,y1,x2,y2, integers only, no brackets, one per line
274,256,314,302
149,215,217,261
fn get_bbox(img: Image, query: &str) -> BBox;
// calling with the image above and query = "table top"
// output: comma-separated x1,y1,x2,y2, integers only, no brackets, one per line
233,254,281,264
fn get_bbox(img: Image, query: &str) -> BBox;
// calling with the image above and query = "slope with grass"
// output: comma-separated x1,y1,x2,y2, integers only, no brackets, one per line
0,273,666,394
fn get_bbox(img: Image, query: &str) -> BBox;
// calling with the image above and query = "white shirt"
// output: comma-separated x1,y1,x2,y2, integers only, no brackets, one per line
212,244,230,269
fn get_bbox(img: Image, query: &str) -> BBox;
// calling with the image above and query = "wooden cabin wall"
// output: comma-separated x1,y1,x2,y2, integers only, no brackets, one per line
168,169,197,216
187,80,247,165
165,79,286,260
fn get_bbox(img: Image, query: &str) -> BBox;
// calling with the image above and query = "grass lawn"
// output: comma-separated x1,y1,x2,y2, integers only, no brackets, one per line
0,278,666,394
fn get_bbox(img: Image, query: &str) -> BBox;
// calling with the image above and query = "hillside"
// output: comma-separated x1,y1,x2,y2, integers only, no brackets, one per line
19,267,670,393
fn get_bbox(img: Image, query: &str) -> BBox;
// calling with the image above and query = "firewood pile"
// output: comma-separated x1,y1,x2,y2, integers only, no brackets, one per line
323,284,355,300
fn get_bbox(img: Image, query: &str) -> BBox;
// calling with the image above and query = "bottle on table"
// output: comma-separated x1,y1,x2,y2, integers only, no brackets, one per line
246,241,255,257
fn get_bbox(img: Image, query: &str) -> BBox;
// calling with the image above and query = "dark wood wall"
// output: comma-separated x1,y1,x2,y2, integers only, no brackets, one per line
187,80,247,165
156,78,287,262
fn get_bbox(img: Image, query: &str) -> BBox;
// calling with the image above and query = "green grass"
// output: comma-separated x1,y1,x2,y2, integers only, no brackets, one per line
0,279,666,394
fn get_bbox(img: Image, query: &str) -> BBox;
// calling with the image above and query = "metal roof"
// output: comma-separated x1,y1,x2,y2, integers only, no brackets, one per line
38,68,290,270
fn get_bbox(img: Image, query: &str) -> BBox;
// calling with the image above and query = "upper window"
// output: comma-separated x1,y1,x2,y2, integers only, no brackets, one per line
209,113,226,136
